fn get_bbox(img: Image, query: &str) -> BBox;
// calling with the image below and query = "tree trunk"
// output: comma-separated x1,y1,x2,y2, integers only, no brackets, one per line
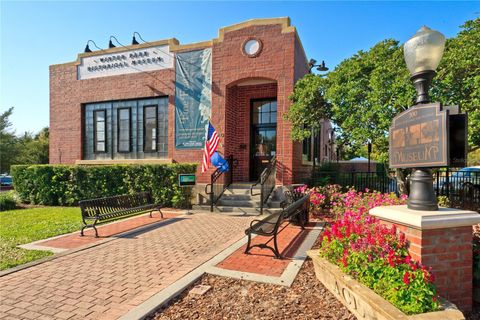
395,168,409,195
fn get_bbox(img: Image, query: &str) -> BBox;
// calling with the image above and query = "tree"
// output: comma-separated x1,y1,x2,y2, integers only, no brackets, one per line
287,18,480,161
0,108,49,173
0,107,20,173
285,73,332,140
16,127,49,165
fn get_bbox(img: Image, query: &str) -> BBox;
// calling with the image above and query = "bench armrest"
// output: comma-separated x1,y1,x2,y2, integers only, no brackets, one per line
249,219,276,228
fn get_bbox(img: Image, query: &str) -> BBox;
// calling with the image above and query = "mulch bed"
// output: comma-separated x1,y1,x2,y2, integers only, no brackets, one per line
150,258,356,320
148,228,480,320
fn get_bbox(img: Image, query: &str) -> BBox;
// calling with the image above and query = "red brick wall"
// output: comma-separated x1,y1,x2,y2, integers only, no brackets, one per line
381,220,474,312
210,24,297,185
292,34,312,184
49,65,175,165
225,83,277,182
50,21,306,186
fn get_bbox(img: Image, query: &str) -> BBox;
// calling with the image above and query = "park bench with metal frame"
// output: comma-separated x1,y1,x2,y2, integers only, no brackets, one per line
79,192,163,237
244,194,310,259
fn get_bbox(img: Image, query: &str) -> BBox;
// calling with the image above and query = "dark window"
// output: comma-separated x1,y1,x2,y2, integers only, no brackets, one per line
302,129,321,164
252,100,277,125
94,110,107,153
144,105,158,152
117,108,131,152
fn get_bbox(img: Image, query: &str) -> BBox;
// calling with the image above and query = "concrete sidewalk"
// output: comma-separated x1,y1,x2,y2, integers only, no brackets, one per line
0,213,254,320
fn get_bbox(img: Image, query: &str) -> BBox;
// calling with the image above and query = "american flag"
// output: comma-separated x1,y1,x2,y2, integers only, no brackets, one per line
201,121,220,173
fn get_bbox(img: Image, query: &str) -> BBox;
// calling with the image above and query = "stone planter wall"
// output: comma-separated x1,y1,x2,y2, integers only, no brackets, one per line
370,205,480,312
307,250,465,320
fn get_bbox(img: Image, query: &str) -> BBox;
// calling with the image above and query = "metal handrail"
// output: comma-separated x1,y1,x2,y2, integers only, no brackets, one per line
250,156,277,215
205,155,236,212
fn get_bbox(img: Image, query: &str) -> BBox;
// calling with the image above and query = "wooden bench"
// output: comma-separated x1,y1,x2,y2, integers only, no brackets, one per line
244,194,310,259
79,192,163,237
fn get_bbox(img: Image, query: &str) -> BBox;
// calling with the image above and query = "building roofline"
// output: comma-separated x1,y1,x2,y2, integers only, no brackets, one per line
50,17,307,67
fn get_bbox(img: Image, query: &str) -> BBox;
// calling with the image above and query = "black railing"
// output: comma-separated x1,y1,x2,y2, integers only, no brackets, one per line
311,168,480,212
205,155,236,212
434,168,480,212
312,170,398,194
250,156,277,215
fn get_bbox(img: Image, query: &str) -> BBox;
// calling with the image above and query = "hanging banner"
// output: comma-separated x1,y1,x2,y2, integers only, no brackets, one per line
175,48,212,149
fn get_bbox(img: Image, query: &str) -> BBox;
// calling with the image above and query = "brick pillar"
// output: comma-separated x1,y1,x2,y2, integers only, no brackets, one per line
370,205,480,313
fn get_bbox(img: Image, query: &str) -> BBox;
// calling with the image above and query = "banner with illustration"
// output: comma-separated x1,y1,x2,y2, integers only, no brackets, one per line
174,48,212,149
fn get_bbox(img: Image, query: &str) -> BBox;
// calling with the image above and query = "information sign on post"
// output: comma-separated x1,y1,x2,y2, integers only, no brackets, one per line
178,174,196,187
178,174,196,215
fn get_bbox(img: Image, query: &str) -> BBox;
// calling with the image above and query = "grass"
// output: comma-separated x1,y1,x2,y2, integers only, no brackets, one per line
0,207,82,270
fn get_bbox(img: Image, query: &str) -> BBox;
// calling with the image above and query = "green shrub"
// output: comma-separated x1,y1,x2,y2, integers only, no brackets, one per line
10,164,197,208
0,191,17,211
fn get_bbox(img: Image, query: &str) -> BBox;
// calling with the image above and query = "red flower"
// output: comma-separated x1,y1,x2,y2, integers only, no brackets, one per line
403,272,410,285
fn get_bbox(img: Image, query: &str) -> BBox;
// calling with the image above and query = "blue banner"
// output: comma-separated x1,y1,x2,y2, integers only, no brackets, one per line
174,49,212,149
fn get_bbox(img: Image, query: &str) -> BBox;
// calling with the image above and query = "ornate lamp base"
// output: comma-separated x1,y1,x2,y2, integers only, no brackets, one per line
407,168,438,211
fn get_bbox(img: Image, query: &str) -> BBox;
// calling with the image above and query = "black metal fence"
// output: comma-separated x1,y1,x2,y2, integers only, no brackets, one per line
251,156,276,215
311,171,397,194
205,155,235,212
311,167,480,212
433,168,480,212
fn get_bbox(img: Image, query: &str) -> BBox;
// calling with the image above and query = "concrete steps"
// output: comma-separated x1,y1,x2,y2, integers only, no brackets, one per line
194,183,284,215
192,204,282,216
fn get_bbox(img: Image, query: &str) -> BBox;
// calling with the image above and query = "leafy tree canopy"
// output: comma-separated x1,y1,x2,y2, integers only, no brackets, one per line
287,18,480,164
0,107,49,173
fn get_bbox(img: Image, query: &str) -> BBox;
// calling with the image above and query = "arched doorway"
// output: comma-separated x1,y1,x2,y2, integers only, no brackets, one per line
224,78,278,182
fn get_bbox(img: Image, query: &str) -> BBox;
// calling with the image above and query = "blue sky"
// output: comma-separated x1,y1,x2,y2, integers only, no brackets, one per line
1,1,478,134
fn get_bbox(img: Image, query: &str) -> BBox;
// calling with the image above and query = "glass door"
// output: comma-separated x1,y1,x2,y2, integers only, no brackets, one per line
250,99,277,181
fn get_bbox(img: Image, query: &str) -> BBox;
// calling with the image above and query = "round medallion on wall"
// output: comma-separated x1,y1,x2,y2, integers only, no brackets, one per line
242,38,263,58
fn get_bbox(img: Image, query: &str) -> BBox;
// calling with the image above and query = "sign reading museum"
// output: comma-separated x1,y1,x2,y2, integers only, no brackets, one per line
77,45,174,80
389,103,448,168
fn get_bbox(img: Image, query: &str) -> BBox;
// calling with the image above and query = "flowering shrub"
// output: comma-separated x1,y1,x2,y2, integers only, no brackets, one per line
473,225,480,281
318,189,439,315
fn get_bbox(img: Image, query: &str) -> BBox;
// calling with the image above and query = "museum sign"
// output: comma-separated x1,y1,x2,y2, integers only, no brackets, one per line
77,45,174,80
389,103,467,169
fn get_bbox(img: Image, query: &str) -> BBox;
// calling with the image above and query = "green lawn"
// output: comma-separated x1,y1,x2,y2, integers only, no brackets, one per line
0,207,82,270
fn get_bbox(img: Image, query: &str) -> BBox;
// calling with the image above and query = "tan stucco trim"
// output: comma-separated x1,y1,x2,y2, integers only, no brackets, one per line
75,159,173,165
170,17,295,52
52,17,300,66
169,40,214,53
51,38,179,67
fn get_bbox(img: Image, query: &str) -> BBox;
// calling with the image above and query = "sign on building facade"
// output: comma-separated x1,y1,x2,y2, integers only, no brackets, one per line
77,45,174,80
174,49,212,149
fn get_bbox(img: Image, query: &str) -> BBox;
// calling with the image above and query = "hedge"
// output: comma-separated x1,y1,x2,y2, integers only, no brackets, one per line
10,164,197,208
0,191,17,211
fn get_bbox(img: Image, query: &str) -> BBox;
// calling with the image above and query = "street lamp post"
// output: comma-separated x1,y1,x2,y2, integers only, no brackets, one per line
367,141,372,173
403,26,446,211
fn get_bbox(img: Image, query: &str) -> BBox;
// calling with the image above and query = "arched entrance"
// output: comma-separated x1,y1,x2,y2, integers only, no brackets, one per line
224,78,278,182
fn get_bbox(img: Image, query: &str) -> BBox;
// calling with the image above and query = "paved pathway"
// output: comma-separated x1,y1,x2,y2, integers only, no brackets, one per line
0,213,254,320
217,222,314,277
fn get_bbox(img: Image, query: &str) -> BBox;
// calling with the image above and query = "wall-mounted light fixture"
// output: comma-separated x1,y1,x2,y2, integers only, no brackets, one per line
132,32,141,45
108,36,117,49
84,40,102,53
308,59,329,73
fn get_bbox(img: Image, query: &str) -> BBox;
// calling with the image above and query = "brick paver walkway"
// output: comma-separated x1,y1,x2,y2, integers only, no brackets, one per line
217,222,314,277
36,211,178,250
0,214,254,320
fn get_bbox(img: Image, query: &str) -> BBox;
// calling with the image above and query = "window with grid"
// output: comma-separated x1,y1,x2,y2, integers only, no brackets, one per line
94,110,106,153
144,105,158,152
117,108,131,152
252,100,277,125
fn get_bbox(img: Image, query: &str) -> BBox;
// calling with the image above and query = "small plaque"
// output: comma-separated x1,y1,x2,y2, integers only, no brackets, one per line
178,174,196,187
389,103,448,168
189,285,211,295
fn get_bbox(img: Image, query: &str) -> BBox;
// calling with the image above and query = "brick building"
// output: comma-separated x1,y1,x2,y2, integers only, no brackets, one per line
50,17,335,188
